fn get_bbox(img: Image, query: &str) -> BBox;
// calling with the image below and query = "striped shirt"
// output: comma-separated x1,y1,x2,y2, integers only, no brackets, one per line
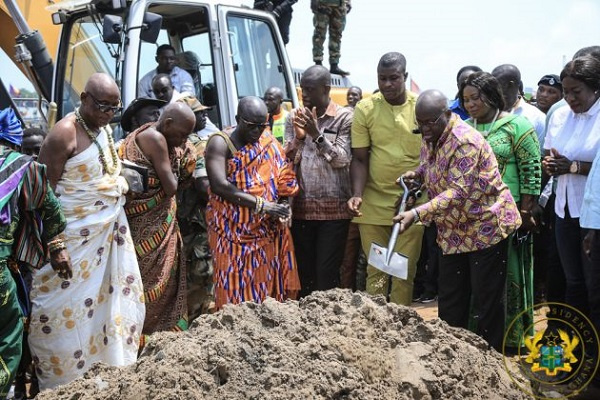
284,101,353,220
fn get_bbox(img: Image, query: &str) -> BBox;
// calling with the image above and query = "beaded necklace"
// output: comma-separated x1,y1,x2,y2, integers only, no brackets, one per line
473,109,500,138
75,108,119,175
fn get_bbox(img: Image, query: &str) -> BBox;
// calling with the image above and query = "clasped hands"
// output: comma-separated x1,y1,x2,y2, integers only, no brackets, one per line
542,147,571,176
293,107,320,141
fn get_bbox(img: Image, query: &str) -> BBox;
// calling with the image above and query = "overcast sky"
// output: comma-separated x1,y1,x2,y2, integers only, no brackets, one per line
4,0,600,99
280,0,600,98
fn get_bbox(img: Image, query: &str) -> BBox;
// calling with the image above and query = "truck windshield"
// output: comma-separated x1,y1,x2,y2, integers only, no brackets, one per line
60,16,117,116
227,15,288,100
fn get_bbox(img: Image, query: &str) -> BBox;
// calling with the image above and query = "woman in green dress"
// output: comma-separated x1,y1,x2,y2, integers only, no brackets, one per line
459,72,542,350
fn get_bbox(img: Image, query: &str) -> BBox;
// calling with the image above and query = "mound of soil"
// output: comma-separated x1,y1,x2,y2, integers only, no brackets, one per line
38,289,529,399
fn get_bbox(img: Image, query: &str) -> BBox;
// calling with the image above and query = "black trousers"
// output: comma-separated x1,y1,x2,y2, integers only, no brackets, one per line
438,238,508,351
414,224,440,297
292,219,350,297
533,194,565,303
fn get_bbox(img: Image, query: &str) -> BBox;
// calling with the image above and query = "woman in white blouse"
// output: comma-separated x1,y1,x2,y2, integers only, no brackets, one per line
543,54,600,317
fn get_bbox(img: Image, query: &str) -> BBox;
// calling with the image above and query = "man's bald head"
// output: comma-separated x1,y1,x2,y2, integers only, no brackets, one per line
236,96,269,144
158,102,195,147
301,65,331,87
300,66,331,110
80,73,121,130
492,64,521,111
152,74,174,102
416,90,448,115
84,73,119,97
264,86,284,100
492,64,521,82
263,86,284,115
238,96,268,121
160,102,195,123
415,90,451,144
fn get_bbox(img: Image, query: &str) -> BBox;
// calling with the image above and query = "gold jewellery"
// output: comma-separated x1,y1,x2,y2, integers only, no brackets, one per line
75,108,119,175
47,236,66,254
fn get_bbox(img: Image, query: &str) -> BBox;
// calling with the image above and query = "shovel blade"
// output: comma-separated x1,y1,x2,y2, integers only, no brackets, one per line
368,242,409,280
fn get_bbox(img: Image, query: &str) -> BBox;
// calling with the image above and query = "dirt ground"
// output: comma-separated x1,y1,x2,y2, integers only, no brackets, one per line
38,289,530,400
411,298,438,321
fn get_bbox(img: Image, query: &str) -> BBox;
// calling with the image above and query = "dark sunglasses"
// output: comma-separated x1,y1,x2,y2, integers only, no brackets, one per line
240,116,269,130
87,92,123,114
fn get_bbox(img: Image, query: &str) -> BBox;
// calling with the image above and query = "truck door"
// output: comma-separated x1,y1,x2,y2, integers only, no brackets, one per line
53,10,118,118
132,2,217,120
216,5,298,124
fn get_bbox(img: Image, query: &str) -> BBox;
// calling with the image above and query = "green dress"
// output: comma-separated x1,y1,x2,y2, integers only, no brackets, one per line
468,114,541,348
0,146,65,397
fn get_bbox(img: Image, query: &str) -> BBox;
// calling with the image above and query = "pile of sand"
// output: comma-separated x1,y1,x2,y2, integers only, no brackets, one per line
39,289,528,399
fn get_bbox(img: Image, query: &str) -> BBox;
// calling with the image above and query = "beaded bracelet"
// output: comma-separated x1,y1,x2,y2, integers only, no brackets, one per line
255,196,265,214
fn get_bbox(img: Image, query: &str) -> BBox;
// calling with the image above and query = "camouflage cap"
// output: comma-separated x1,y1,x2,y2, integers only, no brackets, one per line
178,95,212,113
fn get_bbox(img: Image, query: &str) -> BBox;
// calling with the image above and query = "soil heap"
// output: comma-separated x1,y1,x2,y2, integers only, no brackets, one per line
38,289,529,399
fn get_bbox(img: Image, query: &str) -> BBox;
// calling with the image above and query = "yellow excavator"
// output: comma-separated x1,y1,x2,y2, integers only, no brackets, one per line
1,0,300,134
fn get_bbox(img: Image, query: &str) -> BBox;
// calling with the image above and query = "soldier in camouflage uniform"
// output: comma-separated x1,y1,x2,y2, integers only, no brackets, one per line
311,0,351,76
176,96,215,321
177,135,214,321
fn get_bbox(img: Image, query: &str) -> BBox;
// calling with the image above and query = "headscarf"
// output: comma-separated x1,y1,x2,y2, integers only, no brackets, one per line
0,107,24,146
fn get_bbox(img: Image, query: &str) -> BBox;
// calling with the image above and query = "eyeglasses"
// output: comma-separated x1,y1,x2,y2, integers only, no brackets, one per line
86,92,123,114
415,110,447,129
240,116,270,131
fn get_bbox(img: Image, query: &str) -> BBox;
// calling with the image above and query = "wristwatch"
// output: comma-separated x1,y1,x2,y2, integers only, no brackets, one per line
314,134,325,144
569,160,579,174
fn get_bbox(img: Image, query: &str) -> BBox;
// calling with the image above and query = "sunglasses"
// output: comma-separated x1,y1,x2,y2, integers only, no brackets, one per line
240,116,270,130
87,92,123,114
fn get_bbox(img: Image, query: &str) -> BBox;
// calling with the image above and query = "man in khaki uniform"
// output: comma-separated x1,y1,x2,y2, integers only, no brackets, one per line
348,52,425,305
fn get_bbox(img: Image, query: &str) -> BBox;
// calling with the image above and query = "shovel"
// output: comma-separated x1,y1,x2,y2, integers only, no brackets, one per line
367,176,417,280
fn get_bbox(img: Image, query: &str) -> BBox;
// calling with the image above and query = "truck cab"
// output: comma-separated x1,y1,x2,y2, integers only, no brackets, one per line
47,0,298,132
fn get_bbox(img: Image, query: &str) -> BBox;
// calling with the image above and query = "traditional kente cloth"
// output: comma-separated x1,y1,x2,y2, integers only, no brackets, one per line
119,124,196,338
206,130,300,309
467,114,541,348
0,146,65,398
28,128,145,390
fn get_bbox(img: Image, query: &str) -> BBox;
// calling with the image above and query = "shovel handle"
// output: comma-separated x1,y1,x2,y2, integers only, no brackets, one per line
386,176,417,264
386,222,401,264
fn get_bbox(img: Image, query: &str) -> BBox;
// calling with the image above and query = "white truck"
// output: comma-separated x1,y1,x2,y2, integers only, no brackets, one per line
5,0,299,131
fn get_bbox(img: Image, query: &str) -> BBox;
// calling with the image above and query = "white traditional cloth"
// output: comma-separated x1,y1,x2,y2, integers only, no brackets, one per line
28,128,145,390
544,97,600,218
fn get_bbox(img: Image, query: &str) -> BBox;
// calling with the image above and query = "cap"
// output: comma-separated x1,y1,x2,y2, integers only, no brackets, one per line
120,97,167,132
178,95,212,113
537,74,562,89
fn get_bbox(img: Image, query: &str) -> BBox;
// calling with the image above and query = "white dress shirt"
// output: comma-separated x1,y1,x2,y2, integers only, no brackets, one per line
544,97,600,218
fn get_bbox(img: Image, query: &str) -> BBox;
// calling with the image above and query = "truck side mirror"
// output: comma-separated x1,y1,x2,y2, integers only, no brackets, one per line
102,15,123,44
140,12,162,43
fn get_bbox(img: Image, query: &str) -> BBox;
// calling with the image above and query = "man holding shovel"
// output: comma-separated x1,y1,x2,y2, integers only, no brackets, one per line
348,52,425,305
393,90,521,351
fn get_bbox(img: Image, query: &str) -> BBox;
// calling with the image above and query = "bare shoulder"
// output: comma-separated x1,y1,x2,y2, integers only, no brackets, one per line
206,133,228,155
39,115,77,163
48,115,77,143
136,126,167,160
136,125,165,145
